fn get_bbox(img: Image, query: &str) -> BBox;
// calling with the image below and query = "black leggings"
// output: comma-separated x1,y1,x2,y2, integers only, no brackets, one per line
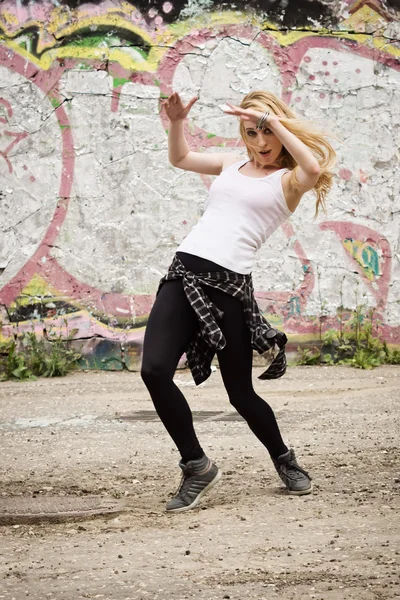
141,252,288,463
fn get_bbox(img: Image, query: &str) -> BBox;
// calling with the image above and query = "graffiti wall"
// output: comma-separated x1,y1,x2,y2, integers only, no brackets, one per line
0,0,399,369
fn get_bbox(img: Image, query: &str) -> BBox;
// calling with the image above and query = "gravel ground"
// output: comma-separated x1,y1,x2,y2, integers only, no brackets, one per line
0,365,399,600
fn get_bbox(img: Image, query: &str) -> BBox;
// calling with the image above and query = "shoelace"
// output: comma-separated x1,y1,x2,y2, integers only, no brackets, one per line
282,461,311,481
175,467,194,498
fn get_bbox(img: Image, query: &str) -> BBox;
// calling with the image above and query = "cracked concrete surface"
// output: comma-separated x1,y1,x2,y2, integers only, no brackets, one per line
0,3,399,375
0,365,399,599
2,28,399,312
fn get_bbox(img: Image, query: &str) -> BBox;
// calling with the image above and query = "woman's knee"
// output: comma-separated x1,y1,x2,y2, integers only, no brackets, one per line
226,387,251,412
227,389,271,416
141,361,173,388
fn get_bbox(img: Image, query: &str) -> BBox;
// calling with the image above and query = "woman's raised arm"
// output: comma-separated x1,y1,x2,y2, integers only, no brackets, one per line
166,93,238,175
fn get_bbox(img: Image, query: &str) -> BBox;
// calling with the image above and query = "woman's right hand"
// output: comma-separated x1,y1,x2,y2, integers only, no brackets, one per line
164,92,198,122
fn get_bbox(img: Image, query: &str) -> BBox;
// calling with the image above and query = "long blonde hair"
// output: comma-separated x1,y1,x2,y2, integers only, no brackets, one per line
239,91,336,215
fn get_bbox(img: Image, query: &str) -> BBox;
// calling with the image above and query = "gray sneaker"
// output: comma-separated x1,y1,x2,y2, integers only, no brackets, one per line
272,449,313,495
166,455,221,512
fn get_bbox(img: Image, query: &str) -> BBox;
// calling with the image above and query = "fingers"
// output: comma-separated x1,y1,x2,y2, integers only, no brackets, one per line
221,102,235,113
185,96,198,111
163,93,179,117
166,92,180,104
227,102,243,112
222,103,263,124
226,102,240,110
221,105,235,114
222,102,245,116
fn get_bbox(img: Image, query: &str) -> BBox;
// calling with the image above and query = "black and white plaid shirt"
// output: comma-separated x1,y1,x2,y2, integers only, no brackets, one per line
158,255,287,385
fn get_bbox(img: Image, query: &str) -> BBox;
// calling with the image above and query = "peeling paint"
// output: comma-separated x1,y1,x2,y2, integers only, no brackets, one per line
0,0,399,370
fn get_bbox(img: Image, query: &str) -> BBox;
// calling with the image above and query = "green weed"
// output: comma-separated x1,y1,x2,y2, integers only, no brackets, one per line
296,346,321,366
295,304,399,370
0,324,81,381
0,339,36,381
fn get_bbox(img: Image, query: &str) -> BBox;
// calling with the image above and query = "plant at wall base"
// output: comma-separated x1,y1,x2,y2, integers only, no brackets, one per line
0,339,36,381
295,295,400,370
322,314,389,369
383,343,400,365
347,347,382,370
23,326,81,377
296,346,322,366
0,322,82,381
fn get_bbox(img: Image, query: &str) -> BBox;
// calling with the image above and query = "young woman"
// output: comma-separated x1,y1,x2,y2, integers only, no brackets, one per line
141,90,336,512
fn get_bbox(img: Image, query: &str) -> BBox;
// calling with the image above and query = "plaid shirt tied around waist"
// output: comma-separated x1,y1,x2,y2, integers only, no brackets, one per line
158,255,287,385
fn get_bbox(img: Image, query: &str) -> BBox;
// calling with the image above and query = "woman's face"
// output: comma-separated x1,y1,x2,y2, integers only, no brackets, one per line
242,119,283,166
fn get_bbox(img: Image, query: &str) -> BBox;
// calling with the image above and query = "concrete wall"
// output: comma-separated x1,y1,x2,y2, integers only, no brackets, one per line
0,0,399,370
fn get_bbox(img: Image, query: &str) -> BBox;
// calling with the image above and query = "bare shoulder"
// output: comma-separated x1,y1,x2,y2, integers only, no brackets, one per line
221,154,246,171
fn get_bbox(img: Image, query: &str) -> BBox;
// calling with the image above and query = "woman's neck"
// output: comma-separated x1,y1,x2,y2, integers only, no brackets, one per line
250,158,281,172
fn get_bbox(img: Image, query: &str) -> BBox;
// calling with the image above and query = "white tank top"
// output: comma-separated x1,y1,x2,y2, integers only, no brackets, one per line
177,159,292,274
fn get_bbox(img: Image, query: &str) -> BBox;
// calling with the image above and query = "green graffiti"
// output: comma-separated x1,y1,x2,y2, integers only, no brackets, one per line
113,76,130,88
343,238,381,281
288,296,301,316
361,245,380,278
70,34,111,48
50,97,61,109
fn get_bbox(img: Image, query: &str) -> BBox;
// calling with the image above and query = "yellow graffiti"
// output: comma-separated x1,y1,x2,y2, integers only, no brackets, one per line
9,273,65,308
343,3,387,31
0,4,398,74
0,2,142,50
337,4,400,57
343,239,381,281
1,308,145,341
5,272,147,325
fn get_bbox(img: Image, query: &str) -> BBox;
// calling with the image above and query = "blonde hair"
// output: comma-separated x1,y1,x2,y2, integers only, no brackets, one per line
239,91,336,215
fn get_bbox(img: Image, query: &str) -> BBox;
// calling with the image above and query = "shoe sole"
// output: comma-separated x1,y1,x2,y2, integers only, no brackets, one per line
287,482,313,496
166,469,222,513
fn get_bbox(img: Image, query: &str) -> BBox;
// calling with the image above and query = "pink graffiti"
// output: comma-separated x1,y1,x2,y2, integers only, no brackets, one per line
0,13,399,346
0,98,28,173
0,1,393,33
0,1,162,44
0,49,153,328
339,168,352,181
0,310,146,345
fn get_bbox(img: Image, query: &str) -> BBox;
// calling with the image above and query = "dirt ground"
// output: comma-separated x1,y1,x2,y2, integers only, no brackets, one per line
0,365,399,600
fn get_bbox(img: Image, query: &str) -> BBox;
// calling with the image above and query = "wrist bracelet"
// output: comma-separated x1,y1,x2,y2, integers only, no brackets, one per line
256,111,270,130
